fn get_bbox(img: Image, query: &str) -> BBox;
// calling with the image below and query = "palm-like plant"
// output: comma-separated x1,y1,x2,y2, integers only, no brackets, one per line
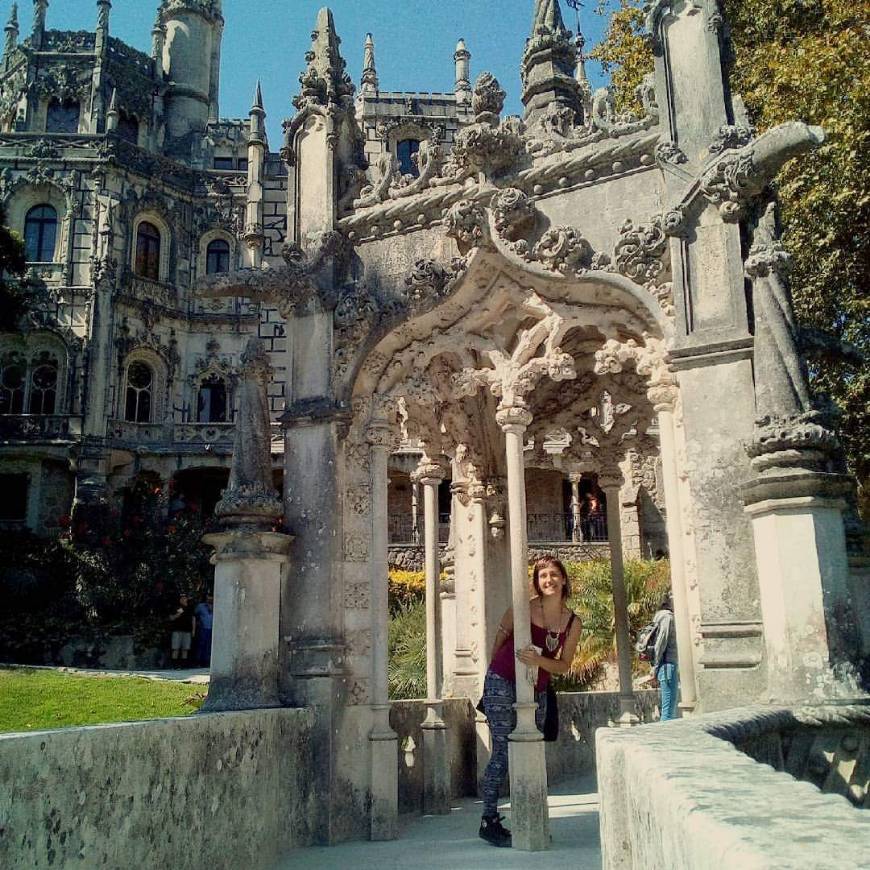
388,601,427,700
559,559,671,690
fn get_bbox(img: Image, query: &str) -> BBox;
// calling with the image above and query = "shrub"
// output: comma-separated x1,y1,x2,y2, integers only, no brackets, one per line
388,600,427,699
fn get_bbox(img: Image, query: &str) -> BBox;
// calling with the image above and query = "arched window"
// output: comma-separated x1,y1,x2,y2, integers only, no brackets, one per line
0,352,26,414
46,100,80,134
28,353,58,414
135,221,161,281
117,113,139,145
396,139,421,177
24,205,58,262
206,239,231,275
197,374,227,423
125,361,153,423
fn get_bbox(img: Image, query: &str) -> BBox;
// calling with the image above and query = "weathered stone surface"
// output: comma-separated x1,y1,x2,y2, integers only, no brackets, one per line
0,709,316,870
597,705,870,870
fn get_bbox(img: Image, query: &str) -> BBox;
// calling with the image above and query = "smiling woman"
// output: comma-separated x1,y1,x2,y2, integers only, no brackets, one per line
0,667,202,733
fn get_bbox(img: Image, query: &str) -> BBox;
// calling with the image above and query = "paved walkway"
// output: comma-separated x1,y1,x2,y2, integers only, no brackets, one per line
279,774,602,870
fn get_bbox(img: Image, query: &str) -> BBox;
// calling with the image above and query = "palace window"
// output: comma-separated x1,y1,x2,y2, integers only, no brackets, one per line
28,354,58,415
24,204,58,262
117,113,139,145
134,221,161,281
237,158,249,173
0,352,26,414
213,156,234,171
46,100,80,134
124,361,154,423
0,473,28,521
197,374,227,423
206,239,231,275
396,138,421,177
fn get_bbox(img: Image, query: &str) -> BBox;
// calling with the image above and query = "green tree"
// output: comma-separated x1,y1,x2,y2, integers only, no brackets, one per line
0,205,27,330
591,0,870,493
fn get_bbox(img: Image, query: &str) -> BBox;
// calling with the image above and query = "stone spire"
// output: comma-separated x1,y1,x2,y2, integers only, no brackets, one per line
454,37,471,106
249,79,264,140
521,0,584,127
151,8,165,64
293,6,354,111
361,32,378,94
3,3,18,58
31,0,48,50
95,0,111,55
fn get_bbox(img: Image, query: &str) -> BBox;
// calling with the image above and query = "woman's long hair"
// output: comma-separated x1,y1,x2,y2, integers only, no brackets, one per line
531,556,570,600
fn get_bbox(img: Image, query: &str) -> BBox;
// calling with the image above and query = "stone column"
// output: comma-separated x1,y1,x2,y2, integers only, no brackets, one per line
600,470,638,726
367,422,398,840
416,460,450,815
653,392,697,714
569,472,583,542
411,479,420,544
496,404,549,852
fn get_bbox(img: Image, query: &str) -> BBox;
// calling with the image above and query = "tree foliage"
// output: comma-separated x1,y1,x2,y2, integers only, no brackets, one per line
0,205,27,331
592,0,870,489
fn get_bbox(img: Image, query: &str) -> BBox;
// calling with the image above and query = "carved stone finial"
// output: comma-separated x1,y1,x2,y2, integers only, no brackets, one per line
522,0,584,127
472,72,505,122
214,337,282,527
361,32,378,94
293,6,355,112
4,3,19,56
454,37,471,104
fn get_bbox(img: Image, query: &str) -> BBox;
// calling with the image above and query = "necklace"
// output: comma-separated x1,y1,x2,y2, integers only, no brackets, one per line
540,601,562,652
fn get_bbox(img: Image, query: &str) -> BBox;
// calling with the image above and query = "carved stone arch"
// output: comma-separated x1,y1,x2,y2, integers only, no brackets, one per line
119,346,168,423
5,179,71,265
197,228,238,278
130,209,173,283
0,329,72,414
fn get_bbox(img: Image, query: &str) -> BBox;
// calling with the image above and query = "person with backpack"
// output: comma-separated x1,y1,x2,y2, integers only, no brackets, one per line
651,593,679,720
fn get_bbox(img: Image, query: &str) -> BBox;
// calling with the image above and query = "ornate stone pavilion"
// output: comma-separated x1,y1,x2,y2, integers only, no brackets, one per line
0,0,867,857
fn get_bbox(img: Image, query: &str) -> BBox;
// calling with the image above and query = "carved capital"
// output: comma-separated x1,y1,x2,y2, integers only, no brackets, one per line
495,404,533,432
744,241,791,279
413,460,447,485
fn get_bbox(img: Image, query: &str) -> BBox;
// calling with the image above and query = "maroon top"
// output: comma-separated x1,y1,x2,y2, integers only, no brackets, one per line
489,613,576,692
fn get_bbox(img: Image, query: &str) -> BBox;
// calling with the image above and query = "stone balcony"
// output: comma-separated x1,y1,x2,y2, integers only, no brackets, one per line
0,413,81,443
106,420,283,454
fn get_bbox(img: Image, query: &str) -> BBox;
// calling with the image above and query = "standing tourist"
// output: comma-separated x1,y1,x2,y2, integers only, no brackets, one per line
478,556,582,848
194,592,214,666
168,593,195,668
652,593,679,721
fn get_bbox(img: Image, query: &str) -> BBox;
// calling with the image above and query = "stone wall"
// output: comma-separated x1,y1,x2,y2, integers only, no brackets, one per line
392,690,659,813
0,709,316,870
596,705,869,870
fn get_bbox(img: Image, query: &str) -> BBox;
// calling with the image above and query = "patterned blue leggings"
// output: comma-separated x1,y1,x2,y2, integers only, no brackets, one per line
480,670,546,817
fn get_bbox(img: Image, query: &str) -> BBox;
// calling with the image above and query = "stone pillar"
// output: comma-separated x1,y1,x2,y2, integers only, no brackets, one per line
201,337,288,712
600,470,638,725
496,404,549,852
411,478,420,544
654,394,698,714
368,422,398,840
417,461,450,815
201,530,290,710
454,38,471,106
569,473,583,542
243,82,266,269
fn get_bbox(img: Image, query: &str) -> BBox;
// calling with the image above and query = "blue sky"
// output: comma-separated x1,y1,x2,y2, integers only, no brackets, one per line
15,1,614,144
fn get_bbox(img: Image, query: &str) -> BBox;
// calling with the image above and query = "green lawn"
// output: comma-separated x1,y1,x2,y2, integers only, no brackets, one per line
0,667,203,733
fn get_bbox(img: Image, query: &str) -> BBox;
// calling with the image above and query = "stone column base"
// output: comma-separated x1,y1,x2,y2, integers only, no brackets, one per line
370,704,398,841
421,705,450,815
507,735,550,851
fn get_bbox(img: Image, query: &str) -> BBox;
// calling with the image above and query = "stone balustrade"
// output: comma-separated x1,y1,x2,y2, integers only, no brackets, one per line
0,413,81,441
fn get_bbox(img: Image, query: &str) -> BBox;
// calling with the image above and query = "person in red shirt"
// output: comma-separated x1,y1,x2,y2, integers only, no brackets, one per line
478,556,582,848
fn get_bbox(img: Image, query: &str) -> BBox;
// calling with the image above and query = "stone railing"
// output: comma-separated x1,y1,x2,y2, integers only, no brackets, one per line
42,30,96,52
106,419,170,445
597,703,870,870
0,414,81,441
26,262,66,284
107,420,284,452
173,422,236,447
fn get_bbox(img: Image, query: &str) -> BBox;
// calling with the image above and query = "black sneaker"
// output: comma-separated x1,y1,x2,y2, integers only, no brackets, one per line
479,814,512,848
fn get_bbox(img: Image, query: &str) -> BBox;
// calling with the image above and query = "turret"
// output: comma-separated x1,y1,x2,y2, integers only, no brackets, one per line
160,0,224,147
521,0,584,126
95,0,110,53
105,87,118,133
3,3,18,61
151,8,165,64
31,0,47,50
454,38,471,106
361,32,378,95
243,81,266,268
